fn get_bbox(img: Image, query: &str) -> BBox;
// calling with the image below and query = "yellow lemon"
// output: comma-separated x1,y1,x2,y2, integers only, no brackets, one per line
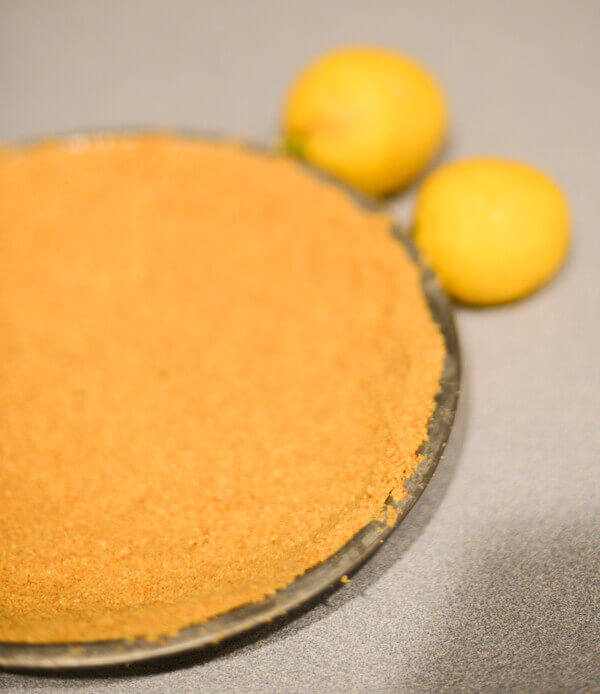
414,158,570,305
282,46,448,196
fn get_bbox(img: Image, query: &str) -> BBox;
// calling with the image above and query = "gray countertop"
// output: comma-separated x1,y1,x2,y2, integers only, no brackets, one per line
1,1,599,691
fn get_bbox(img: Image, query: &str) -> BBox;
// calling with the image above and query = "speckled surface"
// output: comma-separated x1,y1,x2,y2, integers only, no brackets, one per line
1,1,599,691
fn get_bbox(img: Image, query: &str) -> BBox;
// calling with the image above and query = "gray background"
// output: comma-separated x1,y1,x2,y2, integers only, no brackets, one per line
1,1,599,691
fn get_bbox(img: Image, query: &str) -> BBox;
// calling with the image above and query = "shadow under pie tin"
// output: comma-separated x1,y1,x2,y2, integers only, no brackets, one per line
0,131,460,670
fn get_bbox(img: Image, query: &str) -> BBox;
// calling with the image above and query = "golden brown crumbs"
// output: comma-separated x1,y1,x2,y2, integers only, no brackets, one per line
0,135,444,642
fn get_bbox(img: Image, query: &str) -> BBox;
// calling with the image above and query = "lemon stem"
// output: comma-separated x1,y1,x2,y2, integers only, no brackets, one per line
285,133,308,160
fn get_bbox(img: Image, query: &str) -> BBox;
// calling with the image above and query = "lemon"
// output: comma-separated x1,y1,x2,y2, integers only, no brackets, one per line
414,158,570,305
282,46,448,196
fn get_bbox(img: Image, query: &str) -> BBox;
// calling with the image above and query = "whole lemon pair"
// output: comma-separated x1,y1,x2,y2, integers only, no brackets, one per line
282,47,570,305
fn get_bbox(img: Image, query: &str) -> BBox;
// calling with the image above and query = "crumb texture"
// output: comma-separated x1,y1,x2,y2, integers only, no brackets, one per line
0,136,444,642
